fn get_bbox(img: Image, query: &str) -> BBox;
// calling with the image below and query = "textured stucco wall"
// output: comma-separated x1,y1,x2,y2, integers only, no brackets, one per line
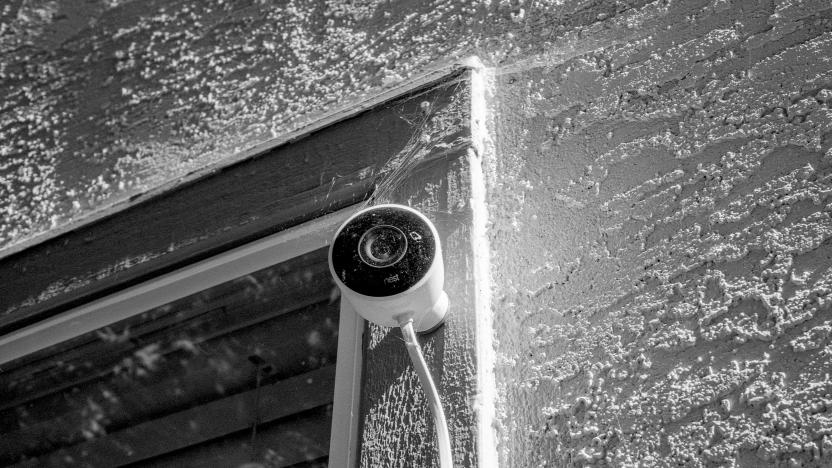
486,0,832,466
4,0,832,466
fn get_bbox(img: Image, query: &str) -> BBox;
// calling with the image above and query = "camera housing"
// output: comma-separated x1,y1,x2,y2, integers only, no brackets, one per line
329,204,448,332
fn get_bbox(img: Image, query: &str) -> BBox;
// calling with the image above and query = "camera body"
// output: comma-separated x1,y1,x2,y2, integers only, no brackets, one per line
329,204,448,332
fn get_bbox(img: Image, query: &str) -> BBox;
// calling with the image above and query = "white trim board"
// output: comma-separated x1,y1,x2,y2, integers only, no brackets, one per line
0,208,354,365
469,59,499,468
329,300,364,468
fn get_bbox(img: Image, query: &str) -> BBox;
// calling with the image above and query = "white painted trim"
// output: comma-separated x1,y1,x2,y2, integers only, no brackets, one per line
328,300,364,468
0,208,353,365
468,59,499,468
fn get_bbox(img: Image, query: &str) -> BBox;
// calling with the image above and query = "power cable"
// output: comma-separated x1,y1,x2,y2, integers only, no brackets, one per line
399,320,453,468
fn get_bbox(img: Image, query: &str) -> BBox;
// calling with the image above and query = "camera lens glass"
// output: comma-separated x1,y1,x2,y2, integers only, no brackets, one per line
332,206,436,296
358,225,407,268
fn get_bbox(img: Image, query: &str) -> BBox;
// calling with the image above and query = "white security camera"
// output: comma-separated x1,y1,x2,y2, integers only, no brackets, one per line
330,204,455,467
329,204,449,332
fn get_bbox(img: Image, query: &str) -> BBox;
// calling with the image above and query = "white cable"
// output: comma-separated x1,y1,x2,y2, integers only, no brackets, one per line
399,320,454,468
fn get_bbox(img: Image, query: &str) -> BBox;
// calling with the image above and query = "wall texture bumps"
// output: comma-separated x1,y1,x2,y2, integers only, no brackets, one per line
3,0,832,466
487,1,832,466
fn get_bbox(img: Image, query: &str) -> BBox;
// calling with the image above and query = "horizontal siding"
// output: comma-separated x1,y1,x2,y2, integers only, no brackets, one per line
1,247,338,467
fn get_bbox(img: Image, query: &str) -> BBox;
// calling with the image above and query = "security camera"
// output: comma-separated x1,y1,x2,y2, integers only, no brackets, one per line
329,204,449,332
331,204,454,466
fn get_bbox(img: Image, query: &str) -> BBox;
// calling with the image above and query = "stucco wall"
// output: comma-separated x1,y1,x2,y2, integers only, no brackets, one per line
4,0,832,466
486,1,832,466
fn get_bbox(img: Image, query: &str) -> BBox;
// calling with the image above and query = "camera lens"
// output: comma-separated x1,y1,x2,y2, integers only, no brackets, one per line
358,225,407,268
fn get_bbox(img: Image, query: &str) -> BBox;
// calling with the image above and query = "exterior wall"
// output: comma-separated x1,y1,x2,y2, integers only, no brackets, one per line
3,0,832,466
486,1,832,466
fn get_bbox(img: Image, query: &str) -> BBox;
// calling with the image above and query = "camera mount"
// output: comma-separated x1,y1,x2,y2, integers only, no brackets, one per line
329,204,449,332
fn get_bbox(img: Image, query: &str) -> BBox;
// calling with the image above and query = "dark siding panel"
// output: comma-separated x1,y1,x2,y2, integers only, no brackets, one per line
15,369,335,468
132,407,332,468
2,248,339,468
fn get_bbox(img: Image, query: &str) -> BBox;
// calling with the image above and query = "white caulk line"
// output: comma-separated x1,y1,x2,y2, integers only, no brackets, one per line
466,56,499,468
